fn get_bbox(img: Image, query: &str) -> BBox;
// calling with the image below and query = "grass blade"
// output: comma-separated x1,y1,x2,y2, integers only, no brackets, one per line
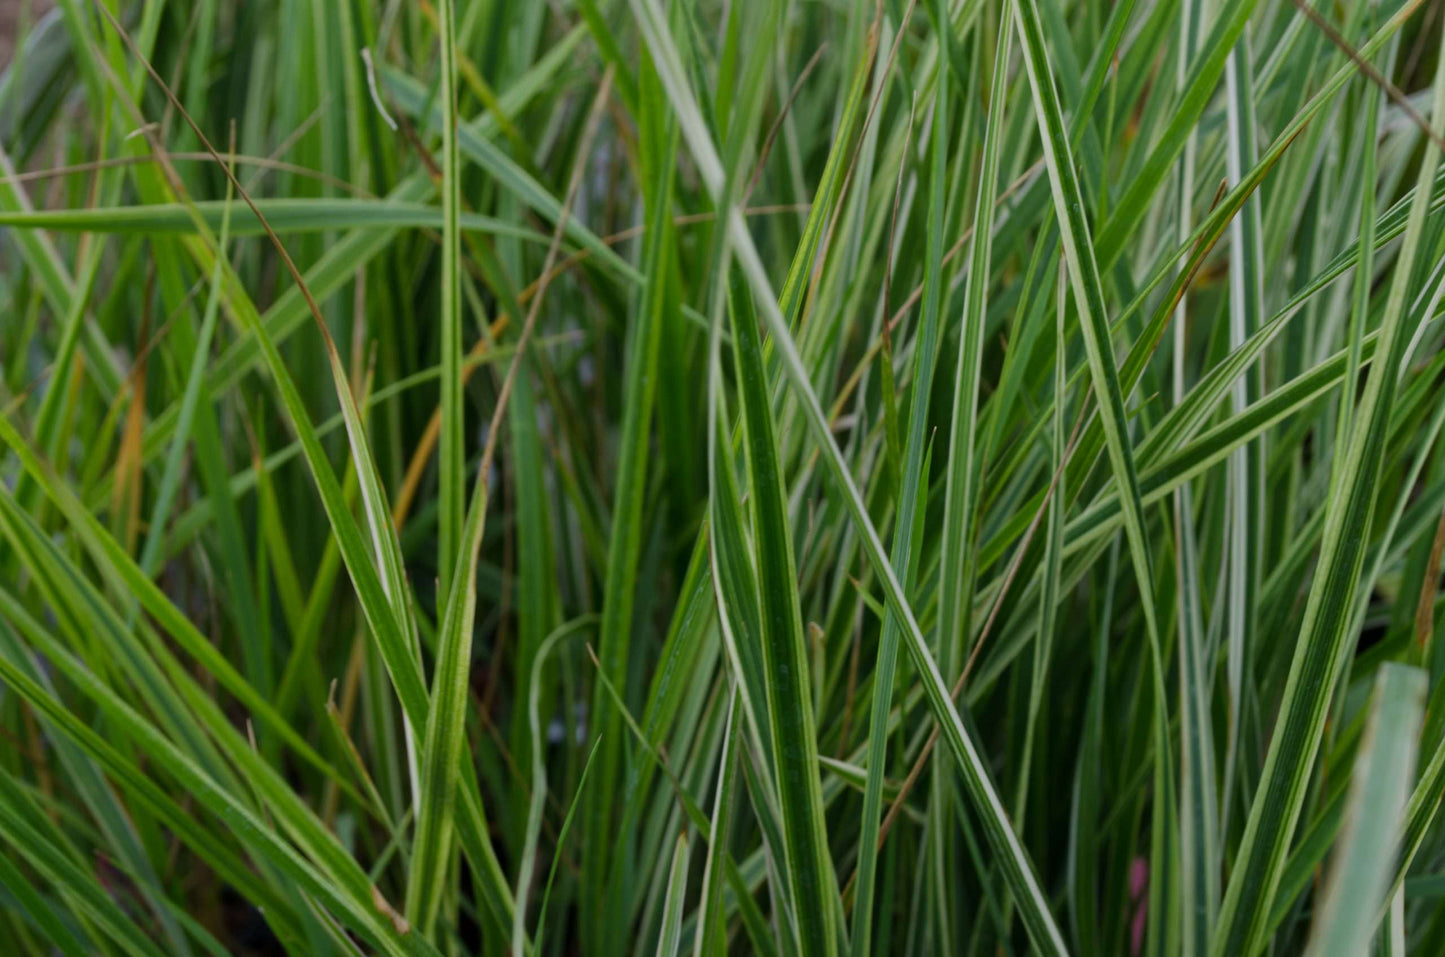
436,0,464,600
728,275,839,957
1305,665,1425,957
655,832,692,957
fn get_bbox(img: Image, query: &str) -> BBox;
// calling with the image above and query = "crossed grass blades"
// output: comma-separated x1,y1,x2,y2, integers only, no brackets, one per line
3,0,1445,953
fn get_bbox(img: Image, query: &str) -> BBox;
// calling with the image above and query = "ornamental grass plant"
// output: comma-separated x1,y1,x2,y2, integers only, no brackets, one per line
3,0,1445,954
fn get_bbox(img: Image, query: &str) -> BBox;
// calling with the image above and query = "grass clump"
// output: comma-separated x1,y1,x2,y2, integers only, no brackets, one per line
4,0,1445,953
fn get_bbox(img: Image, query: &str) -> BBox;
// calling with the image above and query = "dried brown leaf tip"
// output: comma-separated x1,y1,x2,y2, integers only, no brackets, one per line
371,885,411,936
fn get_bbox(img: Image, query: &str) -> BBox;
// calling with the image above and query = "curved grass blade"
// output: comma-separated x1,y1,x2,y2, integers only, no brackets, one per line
533,735,606,957
514,616,599,951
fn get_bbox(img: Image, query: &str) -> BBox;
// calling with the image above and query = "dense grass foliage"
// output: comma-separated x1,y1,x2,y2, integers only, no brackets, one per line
5,0,1445,953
